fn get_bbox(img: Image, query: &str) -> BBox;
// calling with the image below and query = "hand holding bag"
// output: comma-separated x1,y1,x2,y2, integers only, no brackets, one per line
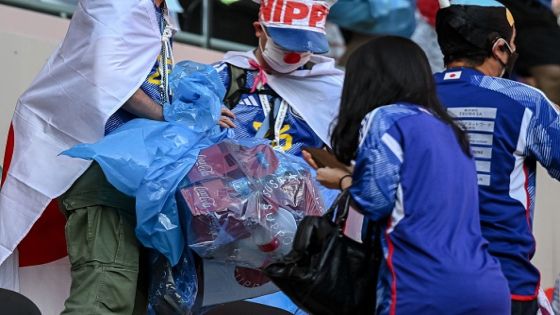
264,191,382,315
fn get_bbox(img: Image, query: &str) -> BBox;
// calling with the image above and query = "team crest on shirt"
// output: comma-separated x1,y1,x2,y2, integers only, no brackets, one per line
444,71,462,80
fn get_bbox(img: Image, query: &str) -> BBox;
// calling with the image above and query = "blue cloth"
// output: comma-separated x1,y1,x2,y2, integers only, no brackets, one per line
65,61,229,265
248,292,307,314
350,103,510,314
213,62,324,157
436,67,560,300
327,0,416,37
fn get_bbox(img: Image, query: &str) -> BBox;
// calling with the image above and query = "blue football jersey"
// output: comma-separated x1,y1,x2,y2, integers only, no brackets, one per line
436,67,560,300
350,103,509,315
213,62,324,156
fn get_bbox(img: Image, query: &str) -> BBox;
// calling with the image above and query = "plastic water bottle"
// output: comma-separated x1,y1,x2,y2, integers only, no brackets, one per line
230,207,298,268
255,207,297,257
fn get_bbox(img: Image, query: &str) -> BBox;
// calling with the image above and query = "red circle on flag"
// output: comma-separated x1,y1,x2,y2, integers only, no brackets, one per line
284,53,301,64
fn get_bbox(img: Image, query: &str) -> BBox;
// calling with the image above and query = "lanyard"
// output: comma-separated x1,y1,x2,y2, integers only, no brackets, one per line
158,5,174,104
257,95,289,151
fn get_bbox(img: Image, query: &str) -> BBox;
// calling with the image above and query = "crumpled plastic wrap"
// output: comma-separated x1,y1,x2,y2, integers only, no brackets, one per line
63,61,230,265
176,139,326,269
163,61,225,132
147,247,198,315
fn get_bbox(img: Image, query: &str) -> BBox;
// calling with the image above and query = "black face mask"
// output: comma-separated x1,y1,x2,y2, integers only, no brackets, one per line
496,44,518,79
504,51,519,78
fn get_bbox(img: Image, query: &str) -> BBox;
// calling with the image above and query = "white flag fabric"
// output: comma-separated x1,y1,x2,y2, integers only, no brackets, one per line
221,51,344,145
0,2,163,312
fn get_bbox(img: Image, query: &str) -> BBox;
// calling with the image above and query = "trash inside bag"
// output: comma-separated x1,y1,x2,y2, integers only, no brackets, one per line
176,139,326,269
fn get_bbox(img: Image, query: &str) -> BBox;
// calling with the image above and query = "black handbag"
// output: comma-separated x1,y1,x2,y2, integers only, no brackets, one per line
264,191,382,315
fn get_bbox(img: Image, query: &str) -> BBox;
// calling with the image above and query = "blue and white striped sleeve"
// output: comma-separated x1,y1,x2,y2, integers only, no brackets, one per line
525,94,560,180
212,62,231,93
349,111,403,222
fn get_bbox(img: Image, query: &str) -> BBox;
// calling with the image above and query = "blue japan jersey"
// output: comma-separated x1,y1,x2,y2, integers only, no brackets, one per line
436,67,560,300
350,104,509,315
213,62,324,156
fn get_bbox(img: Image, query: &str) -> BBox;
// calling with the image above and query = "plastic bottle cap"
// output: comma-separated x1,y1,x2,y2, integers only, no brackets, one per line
258,237,280,252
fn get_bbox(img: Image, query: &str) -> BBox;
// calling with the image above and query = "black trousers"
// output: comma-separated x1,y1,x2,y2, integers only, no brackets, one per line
511,299,539,315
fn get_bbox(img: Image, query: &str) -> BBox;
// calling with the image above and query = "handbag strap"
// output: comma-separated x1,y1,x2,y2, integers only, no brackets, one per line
332,191,380,254
327,190,381,251
326,190,351,226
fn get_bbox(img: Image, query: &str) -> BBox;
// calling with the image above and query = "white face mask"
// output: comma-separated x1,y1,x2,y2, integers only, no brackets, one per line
260,32,312,74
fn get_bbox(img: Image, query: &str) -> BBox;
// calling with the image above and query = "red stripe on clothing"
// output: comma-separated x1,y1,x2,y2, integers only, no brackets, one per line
386,225,397,315
511,294,538,302
522,163,540,298
523,164,531,228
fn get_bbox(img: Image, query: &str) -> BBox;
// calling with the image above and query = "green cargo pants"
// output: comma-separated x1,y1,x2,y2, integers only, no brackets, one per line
59,163,146,315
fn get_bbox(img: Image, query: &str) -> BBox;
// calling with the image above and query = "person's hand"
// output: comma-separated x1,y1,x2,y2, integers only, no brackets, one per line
302,150,319,169
316,167,352,190
219,107,236,128
302,149,355,173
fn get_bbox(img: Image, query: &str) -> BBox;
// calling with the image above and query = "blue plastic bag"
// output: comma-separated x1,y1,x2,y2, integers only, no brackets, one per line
163,61,225,133
63,61,229,265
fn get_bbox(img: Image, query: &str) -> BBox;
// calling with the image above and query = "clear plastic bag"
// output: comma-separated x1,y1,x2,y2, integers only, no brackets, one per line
176,139,326,269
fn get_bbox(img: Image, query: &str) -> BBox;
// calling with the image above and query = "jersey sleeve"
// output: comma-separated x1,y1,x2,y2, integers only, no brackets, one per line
212,62,231,95
349,112,403,222
525,95,560,180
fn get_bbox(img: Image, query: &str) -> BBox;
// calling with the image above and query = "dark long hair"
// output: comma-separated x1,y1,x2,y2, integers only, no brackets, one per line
331,36,471,164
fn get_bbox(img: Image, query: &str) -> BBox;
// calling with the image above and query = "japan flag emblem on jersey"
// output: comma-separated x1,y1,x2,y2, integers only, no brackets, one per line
444,71,462,80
